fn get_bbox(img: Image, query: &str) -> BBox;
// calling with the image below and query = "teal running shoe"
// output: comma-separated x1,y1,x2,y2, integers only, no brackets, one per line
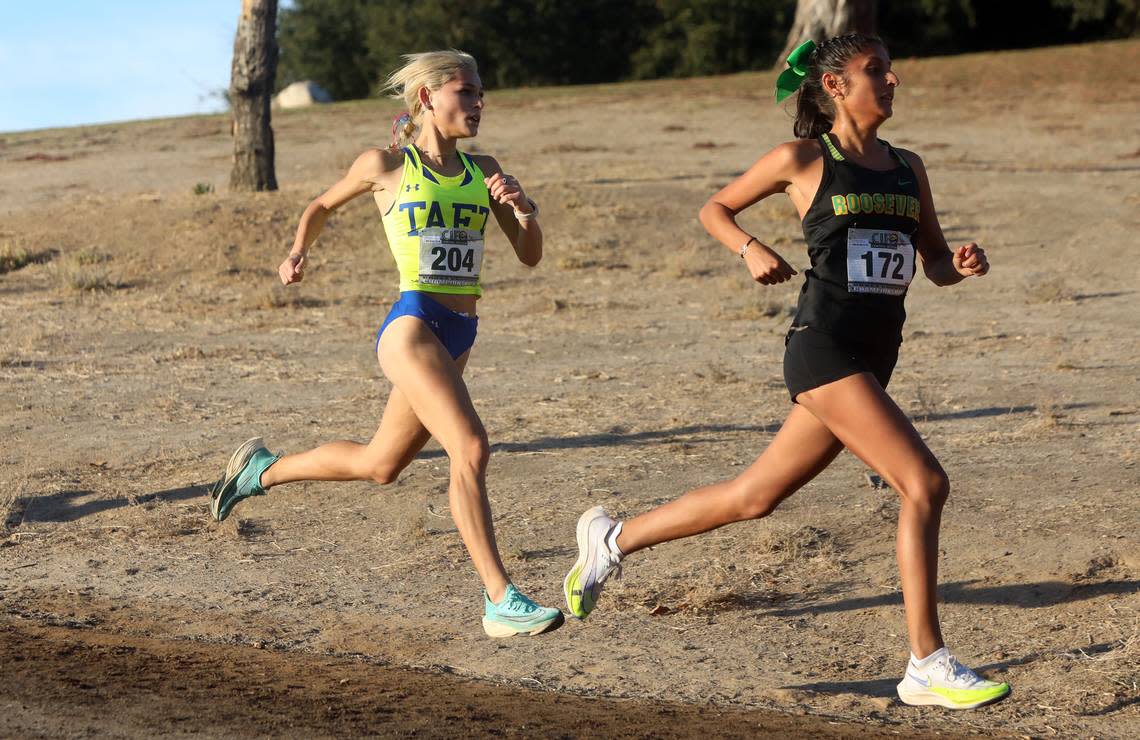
482,584,564,637
209,437,280,522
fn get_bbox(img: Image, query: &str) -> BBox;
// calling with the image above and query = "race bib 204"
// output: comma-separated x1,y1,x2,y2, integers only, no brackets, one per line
846,228,915,296
418,227,484,287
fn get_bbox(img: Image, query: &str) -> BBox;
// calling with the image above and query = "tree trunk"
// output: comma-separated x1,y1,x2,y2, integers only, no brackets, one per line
230,0,278,191
779,0,878,61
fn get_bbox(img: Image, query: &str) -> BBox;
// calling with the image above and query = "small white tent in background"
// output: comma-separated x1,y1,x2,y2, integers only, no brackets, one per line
273,81,333,109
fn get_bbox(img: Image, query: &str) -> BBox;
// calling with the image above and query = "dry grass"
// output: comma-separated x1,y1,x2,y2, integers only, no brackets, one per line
1062,613,1139,714
73,247,111,265
910,383,942,422
1025,275,1074,304
619,525,848,617
502,539,528,564
150,346,208,363
150,504,210,539
716,296,795,321
0,241,34,274
0,241,57,274
553,237,628,271
753,524,844,571
1014,399,1065,436
714,274,798,321
392,507,431,545
661,240,715,279
253,285,302,309
1,481,27,534
234,518,272,540
49,249,122,292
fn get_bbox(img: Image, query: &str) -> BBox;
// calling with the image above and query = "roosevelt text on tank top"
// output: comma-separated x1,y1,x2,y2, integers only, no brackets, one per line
793,133,922,346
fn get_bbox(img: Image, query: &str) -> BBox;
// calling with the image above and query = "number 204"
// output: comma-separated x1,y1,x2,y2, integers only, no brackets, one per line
431,246,475,272
861,250,905,280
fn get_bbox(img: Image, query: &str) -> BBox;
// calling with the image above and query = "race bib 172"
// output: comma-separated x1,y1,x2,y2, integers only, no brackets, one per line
846,228,915,296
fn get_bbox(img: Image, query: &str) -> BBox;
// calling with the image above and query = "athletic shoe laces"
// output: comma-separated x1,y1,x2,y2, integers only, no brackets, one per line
596,549,623,587
505,589,538,615
938,655,983,687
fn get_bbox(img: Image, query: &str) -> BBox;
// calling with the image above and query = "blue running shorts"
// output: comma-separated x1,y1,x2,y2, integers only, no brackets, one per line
376,291,478,360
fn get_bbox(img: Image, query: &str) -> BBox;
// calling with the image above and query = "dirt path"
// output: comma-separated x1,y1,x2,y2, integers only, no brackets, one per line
2,618,958,739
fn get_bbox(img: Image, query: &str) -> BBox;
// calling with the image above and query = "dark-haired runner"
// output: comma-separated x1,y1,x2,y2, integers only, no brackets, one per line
564,35,1009,709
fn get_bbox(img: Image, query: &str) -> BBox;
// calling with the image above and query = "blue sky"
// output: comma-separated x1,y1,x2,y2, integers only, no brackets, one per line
1,1,248,133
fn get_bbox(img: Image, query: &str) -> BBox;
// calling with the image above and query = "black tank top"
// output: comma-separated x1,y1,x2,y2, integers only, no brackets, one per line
792,133,921,346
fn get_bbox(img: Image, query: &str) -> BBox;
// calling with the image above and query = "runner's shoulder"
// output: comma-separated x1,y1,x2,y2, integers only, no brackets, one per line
467,153,501,177
893,147,926,173
768,138,825,176
351,147,406,175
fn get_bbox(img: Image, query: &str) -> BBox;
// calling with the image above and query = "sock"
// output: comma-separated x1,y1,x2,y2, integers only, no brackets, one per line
605,521,624,557
912,646,948,668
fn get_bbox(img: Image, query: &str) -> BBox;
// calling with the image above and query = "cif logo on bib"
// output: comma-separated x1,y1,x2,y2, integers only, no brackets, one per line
419,227,484,287
846,228,915,296
872,231,900,248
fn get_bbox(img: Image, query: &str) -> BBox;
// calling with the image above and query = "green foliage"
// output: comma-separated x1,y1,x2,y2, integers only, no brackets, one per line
275,0,1136,102
630,0,794,79
360,0,657,89
881,0,1137,56
278,0,385,100
1055,0,1138,34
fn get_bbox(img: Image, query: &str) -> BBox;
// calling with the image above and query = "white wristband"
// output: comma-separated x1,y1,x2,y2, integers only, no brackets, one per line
514,199,539,221
739,237,756,258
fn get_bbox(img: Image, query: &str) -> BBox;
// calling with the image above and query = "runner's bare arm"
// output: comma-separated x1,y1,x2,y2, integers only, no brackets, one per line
474,154,542,267
699,142,808,285
901,150,988,286
280,149,403,285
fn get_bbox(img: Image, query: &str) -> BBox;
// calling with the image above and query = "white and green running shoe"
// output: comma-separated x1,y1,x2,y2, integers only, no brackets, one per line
563,505,623,619
896,647,1011,709
208,437,280,522
482,584,564,637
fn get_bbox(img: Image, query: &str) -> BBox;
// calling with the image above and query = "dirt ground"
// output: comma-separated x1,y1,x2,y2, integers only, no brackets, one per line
2,40,1137,738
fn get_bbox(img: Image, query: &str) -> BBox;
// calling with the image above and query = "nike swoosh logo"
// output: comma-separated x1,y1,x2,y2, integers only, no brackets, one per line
907,671,931,687
899,179,912,186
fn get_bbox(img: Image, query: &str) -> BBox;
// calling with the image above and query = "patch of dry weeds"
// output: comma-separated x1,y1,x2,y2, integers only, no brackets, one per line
48,249,124,292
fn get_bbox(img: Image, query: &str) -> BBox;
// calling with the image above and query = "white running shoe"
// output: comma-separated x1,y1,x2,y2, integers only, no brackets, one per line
563,506,623,619
896,647,1010,709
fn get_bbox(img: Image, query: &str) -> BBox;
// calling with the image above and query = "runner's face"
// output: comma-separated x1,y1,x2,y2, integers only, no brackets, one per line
427,71,485,139
837,44,899,122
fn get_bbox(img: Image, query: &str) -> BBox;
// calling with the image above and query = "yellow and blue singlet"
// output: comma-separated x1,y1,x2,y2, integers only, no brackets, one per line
378,146,490,297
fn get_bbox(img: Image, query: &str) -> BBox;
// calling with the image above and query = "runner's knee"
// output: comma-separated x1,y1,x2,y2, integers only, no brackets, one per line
450,431,490,474
368,460,402,486
731,479,783,520
899,466,949,511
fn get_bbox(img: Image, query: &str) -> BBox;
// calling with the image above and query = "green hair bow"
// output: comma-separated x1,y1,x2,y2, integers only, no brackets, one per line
775,39,817,103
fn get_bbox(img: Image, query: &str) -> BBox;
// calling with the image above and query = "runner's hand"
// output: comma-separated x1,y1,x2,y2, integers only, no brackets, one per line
744,244,797,285
279,253,305,285
485,173,530,212
953,243,988,277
